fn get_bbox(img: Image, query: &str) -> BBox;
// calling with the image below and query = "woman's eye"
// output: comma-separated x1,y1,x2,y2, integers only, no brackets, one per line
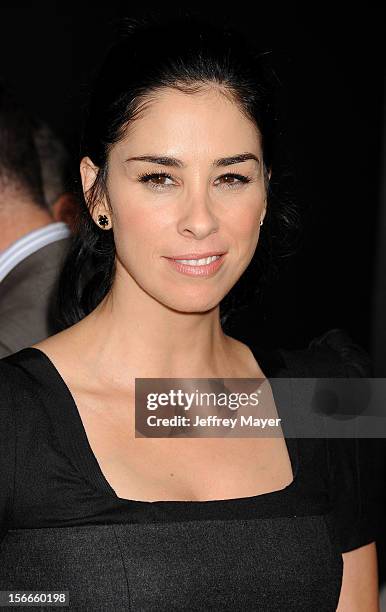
215,173,252,189
137,172,175,190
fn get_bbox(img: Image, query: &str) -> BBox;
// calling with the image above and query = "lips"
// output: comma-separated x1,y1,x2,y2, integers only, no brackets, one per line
165,251,226,260
164,253,226,277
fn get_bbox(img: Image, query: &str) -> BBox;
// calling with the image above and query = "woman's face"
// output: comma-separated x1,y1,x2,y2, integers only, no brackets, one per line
82,87,268,314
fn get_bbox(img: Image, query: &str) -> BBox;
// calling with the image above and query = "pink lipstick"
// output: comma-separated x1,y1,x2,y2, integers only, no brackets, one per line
163,252,226,277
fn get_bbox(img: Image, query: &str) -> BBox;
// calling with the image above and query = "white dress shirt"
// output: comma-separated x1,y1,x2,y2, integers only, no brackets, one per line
0,222,71,283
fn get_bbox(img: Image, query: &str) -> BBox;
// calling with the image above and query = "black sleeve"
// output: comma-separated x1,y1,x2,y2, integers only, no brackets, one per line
310,328,382,553
327,436,381,553
0,362,16,542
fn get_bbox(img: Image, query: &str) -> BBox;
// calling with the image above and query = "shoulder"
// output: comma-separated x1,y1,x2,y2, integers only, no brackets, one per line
0,352,27,395
276,328,373,377
0,348,51,535
0,357,19,424
0,348,35,378
0,348,46,411
276,329,378,553
0,348,55,472
324,433,379,552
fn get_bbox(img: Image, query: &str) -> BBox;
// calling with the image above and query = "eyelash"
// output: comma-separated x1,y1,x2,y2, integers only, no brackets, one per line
137,171,253,191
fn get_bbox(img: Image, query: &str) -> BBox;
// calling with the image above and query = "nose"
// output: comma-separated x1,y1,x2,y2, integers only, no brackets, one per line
177,191,220,239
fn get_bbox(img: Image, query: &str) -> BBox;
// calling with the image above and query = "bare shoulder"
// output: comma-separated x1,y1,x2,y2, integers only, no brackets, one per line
225,335,266,378
30,326,85,381
32,329,73,357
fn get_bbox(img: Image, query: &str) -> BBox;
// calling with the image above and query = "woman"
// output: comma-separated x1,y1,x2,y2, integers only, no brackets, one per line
0,14,379,610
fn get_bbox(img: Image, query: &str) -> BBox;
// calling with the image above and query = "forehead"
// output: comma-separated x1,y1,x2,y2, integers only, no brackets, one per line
115,87,262,159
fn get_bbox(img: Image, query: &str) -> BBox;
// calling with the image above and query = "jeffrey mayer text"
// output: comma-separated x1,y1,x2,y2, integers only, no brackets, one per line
147,415,282,429
193,415,282,428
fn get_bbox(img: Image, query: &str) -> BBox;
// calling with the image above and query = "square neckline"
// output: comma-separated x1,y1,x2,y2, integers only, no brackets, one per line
14,345,300,508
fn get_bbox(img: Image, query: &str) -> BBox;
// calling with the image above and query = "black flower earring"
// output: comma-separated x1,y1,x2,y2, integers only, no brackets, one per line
98,214,109,228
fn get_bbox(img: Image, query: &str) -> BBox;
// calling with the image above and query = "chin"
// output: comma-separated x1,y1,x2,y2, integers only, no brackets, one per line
161,295,221,314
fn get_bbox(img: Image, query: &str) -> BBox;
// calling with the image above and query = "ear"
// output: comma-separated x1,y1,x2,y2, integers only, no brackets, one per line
79,156,109,219
80,156,98,196
51,193,79,232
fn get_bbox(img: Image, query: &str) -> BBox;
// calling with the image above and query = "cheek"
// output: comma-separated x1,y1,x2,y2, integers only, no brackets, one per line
113,209,160,266
229,206,260,248
114,206,150,236
107,183,159,252
238,212,259,236
224,202,262,271
224,188,264,236
107,208,146,278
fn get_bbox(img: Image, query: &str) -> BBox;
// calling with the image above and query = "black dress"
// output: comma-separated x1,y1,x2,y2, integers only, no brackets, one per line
0,329,378,611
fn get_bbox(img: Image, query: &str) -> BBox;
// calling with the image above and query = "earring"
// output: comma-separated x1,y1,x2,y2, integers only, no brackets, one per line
98,214,109,228
261,200,266,227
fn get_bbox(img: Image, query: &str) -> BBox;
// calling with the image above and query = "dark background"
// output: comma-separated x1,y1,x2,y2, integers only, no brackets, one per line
1,0,385,588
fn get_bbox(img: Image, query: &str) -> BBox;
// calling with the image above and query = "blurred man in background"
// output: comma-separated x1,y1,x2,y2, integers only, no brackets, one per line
33,118,78,232
0,83,74,357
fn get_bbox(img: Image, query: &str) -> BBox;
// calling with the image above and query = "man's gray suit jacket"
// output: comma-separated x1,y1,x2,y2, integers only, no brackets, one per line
0,237,72,358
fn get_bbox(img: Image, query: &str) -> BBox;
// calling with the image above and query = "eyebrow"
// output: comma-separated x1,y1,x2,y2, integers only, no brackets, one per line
124,152,260,168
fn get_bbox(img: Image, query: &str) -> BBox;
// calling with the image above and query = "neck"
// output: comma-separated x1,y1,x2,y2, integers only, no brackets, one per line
0,194,54,251
60,262,246,383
